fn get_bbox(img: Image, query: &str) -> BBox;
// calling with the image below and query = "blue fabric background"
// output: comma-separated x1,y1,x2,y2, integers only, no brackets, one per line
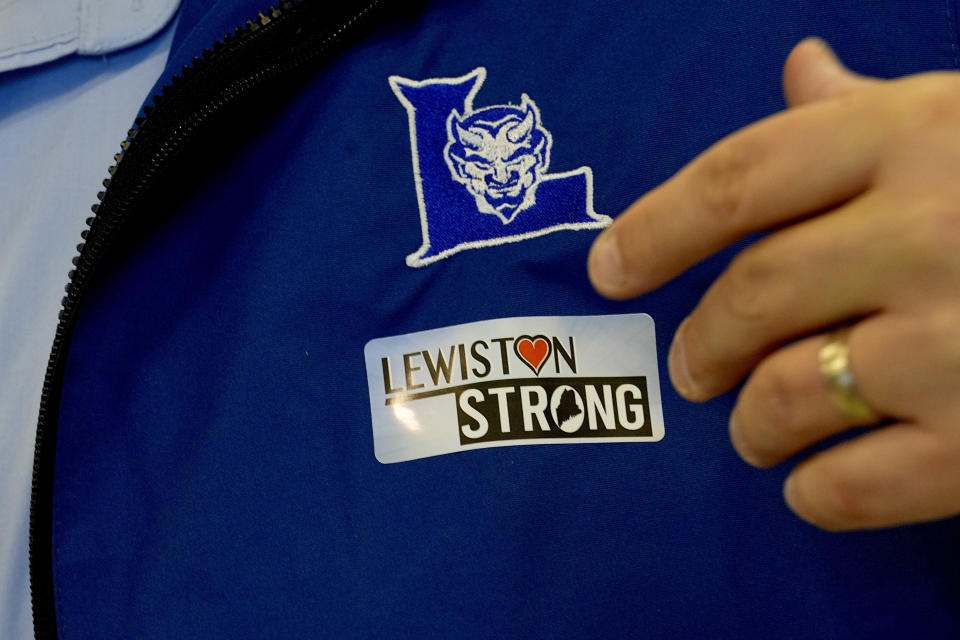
52,0,960,637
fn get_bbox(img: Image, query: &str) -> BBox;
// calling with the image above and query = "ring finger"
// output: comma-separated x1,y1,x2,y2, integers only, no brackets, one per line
728,310,946,469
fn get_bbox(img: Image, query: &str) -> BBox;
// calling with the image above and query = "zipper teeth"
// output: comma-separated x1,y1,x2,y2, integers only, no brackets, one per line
29,1,384,637
60,3,292,310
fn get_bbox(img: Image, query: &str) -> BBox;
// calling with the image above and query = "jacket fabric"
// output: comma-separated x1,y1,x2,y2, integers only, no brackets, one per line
32,0,960,637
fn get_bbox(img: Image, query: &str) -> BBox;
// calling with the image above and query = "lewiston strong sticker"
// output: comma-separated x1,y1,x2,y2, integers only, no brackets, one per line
364,314,664,463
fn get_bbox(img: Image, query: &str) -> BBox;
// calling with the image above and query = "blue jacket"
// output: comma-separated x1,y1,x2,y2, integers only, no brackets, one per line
32,0,960,637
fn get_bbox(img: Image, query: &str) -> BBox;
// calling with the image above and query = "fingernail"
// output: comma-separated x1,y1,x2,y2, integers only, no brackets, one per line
668,318,696,399
783,475,801,513
728,413,762,467
588,230,625,294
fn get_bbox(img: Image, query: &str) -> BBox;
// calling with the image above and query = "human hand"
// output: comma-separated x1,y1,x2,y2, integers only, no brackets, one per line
587,38,960,531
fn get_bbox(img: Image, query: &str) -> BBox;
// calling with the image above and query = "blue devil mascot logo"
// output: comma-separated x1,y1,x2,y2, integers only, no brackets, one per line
390,68,611,266
445,96,550,224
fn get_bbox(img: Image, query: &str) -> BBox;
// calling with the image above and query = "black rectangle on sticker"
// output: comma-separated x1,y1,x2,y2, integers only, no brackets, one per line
453,376,651,444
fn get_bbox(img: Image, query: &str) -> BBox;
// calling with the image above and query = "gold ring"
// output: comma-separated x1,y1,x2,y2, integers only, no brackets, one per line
818,327,879,422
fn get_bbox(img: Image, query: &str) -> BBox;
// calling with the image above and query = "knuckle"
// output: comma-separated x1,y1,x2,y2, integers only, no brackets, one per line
811,469,873,531
900,74,960,132
921,430,960,472
927,307,960,375
751,360,803,440
694,142,755,229
906,197,960,259
717,248,776,324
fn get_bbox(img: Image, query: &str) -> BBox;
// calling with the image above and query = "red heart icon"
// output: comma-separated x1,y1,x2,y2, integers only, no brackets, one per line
514,335,551,375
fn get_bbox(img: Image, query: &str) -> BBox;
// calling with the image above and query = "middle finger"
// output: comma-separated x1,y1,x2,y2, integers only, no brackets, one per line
668,190,904,401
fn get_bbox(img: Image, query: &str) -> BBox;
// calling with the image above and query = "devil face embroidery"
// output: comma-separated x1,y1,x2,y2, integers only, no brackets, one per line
444,95,552,224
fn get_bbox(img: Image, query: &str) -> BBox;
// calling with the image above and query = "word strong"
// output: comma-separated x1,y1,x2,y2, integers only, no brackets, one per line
456,378,650,444
364,315,664,463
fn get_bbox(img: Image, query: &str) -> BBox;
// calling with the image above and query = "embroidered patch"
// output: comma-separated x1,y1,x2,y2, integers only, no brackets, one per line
389,68,612,267
364,314,665,463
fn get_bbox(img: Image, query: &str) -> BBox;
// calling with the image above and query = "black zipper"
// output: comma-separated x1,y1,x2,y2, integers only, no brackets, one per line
28,1,388,636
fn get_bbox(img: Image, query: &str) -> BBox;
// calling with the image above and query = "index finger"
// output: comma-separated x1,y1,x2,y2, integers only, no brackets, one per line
588,90,890,299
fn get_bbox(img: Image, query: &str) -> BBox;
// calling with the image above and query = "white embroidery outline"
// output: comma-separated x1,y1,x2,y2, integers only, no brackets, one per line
389,67,612,268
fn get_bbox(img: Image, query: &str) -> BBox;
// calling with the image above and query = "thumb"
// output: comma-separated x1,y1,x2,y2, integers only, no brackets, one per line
783,38,880,107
